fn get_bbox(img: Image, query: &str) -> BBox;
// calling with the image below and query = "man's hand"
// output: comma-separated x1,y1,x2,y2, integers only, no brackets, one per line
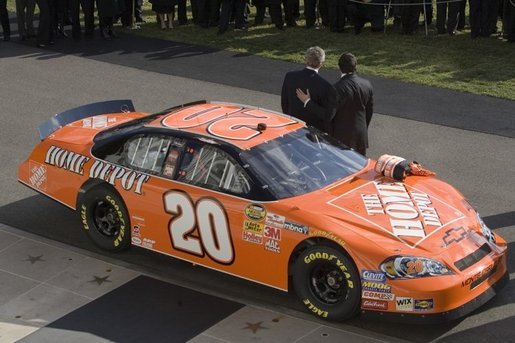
296,88,310,104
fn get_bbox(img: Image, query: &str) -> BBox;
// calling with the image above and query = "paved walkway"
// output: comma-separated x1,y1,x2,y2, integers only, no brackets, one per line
0,224,397,343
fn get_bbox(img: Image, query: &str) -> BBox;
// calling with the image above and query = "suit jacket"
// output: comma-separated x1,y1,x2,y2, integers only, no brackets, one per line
281,68,336,132
332,73,373,152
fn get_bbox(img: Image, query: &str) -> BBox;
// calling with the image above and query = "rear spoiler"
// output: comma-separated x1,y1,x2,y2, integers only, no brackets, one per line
37,99,135,140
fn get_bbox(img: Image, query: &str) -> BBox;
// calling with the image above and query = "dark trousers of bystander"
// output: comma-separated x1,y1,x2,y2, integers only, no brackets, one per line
70,0,94,39
0,0,10,40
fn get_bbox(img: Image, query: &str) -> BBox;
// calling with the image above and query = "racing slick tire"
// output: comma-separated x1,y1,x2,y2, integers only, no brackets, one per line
293,245,361,321
78,186,131,252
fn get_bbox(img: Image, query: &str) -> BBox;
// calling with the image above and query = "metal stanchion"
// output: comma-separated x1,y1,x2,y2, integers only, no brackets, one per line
129,0,140,29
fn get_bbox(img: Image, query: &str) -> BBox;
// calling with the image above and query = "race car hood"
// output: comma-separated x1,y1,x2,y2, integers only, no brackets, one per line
293,166,481,255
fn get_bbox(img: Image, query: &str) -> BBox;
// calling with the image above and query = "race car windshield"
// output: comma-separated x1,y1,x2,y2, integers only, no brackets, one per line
240,128,367,199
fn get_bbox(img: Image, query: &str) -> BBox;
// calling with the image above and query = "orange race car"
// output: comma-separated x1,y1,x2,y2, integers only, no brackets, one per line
18,100,508,323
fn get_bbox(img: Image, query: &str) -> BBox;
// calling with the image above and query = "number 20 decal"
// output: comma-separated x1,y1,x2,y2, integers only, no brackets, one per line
164,190,235,265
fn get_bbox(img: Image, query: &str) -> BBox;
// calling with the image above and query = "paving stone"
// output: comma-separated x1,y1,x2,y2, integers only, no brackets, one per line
0,283,90,329
0,270,39,306
18,327,115,343
0,228,22,252
297,326,389,343
200,306,320,343
46,257,140,299
0,238,86,282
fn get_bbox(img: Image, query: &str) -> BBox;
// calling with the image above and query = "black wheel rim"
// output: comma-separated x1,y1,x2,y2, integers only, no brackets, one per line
92,200,121,237
310,263,348,304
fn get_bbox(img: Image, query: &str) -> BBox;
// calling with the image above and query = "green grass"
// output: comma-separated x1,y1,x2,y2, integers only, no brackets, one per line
7,0,514,100
134,4,514,100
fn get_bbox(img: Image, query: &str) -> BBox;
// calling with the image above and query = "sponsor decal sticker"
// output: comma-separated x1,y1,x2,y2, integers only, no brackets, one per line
243,220,264,235
284,221,309,235
395,297,414,311
29,161,47,190
142,238,155,249
362,299,388,311
362,290,395,301
361,281,391,293
361,270,387,283
414,299,434,311
131,237,142,245
264,239,280,253
244,203,266,221
242,230,263,244
264,226,281,241
265,213,285,228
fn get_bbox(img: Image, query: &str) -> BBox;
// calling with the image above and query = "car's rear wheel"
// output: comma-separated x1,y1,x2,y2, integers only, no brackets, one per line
78,186,131,252
293,245,361,321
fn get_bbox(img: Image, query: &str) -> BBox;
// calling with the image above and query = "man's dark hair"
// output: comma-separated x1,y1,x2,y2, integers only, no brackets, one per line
338,53,357,73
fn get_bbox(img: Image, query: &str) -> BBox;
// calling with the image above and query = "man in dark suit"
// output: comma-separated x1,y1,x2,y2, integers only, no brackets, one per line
331,53,373,156
281,46,336,133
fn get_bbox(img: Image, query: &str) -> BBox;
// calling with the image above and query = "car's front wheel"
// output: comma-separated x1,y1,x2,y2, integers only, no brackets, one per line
293,245,361,321
78,186,131,252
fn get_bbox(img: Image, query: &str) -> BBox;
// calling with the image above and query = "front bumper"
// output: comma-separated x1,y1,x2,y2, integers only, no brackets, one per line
361,270,509,324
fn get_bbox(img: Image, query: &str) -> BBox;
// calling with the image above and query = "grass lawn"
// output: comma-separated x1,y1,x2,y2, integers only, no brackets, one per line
7,0,515,100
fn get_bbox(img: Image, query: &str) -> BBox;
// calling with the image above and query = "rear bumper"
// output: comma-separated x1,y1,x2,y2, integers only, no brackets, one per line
360,270,509,324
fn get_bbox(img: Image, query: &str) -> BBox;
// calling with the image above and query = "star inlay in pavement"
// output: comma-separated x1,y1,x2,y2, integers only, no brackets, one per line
24,255,45,264
243,321,268,334
88,275,112,286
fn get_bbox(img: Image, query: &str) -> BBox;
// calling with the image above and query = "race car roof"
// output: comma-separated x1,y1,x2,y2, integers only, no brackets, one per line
146,102,305,150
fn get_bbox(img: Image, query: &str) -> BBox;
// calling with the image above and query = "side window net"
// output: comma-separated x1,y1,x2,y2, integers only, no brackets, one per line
177,143,252,195
126,136,171,174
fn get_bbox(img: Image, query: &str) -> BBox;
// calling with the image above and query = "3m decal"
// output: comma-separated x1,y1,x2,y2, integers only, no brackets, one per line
90,160,149,195
361,270,387,283
362,299,388,310
29,161,47,190
395,297,414,311
244,203,266,221
265,213,285,228
414,299,434,311
284,221,309,235
362,290,395,301
442,226,468,246
264,226,281,241
164,190,234,265
45,145,90,175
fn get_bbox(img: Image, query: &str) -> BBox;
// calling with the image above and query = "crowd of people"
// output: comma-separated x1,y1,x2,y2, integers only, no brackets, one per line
0,0,514,44
282,47,374,156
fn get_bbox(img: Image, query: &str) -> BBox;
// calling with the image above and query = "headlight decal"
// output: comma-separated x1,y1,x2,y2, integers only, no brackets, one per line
380,256,453,279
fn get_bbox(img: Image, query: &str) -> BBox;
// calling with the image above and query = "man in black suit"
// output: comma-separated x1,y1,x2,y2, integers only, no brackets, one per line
331,53,373,156
281,46,336,133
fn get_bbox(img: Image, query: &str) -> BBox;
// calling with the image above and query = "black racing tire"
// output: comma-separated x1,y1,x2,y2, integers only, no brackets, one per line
292,245,361,321
78,186,131,252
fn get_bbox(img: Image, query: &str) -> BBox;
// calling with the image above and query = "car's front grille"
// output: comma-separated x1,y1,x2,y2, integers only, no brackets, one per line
454,243,492,271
